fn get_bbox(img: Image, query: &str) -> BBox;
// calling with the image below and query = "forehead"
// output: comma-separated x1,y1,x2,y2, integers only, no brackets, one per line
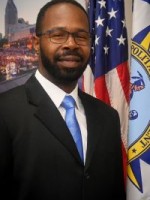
41,3,89,32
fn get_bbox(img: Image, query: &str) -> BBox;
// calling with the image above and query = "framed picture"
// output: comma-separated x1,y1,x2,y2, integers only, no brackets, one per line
0,0,86,93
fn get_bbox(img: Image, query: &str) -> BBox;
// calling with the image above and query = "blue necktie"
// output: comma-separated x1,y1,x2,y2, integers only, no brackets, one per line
61,95,84,162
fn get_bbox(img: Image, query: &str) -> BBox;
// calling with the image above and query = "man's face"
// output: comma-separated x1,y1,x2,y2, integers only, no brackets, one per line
35,3,91,85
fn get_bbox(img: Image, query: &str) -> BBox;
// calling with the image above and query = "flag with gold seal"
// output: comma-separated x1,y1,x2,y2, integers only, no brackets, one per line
127,0,150,199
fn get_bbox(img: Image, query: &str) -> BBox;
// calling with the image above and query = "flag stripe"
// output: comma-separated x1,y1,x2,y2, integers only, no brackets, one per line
116,62,130,103
105,67,129,147
95,76,110,104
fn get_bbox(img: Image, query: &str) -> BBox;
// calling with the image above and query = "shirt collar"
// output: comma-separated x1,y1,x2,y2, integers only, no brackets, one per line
35,70,81,109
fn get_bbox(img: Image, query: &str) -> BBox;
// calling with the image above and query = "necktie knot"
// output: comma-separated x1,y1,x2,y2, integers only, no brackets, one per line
62,95,76,110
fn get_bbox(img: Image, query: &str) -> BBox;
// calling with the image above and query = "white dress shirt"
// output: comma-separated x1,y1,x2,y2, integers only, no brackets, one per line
35,70,87,163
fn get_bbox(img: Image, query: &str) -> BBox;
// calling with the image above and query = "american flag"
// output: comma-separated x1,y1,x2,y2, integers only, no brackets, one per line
82,0,130,182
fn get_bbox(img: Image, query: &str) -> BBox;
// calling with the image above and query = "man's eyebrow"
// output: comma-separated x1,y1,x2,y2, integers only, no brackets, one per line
48,27,89,33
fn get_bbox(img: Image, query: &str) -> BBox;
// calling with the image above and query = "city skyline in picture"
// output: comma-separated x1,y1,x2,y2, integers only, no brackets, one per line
0,0,86,37
0,0,49,36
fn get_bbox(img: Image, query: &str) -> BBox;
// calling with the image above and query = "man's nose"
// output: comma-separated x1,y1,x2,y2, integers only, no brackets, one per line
64,34,79,48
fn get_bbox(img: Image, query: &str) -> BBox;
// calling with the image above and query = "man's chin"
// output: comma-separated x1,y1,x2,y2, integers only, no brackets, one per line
54,73,81,84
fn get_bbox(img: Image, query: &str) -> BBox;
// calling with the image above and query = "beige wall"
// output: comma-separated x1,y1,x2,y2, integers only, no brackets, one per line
125,0,132,56
125,0,132,36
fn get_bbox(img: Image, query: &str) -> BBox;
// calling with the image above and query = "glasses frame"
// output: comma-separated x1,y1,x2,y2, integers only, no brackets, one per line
37,28,91,46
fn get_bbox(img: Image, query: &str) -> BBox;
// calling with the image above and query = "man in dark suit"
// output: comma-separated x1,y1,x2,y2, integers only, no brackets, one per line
0,0,126,199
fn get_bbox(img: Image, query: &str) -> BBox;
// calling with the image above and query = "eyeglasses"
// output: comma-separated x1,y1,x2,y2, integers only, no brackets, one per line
37,29,91,46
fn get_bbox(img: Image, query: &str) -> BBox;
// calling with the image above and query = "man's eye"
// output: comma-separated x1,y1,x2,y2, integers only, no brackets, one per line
76,34,88,40
51,33,65,37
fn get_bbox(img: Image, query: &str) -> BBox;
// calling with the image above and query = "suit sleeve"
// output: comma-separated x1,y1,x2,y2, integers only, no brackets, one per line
0,113,13,197
113,110,126,199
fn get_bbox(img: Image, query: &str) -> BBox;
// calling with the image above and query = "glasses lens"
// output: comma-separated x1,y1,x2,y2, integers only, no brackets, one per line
74,32,91,46
49,30,68,44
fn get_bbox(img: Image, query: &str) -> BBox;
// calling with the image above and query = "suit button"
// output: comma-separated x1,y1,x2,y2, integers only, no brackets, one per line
85,173,90,179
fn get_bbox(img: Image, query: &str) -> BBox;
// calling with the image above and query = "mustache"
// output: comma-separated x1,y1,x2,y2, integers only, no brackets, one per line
55,50,83,61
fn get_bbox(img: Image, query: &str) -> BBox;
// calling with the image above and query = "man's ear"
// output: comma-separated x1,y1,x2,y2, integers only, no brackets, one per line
32,35,40,54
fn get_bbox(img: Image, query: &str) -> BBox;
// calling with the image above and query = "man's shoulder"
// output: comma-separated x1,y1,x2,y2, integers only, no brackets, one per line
0,75,36,102
80,92,119,123
0,85,27,115
0,84,26,101
80,90,115,109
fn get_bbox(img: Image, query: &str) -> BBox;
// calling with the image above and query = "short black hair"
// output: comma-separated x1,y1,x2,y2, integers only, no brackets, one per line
35,0,89,36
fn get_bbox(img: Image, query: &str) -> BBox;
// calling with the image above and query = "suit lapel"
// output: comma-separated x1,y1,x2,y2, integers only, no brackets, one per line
25,76,83,165
79,90,105,170
25,76,105,168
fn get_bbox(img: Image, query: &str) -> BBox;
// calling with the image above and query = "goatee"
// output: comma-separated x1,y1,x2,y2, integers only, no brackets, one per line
40,48,88,85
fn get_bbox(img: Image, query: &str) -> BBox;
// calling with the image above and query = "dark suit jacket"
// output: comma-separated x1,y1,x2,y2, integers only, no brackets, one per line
0,75,126,200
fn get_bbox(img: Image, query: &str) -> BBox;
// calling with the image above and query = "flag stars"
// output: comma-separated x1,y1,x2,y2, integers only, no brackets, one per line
117,34,126,45
106,26,113,37
91,46,95,54
104,45,109,54
132,148,137,153
95,35,100,45
122,19,126,27
108,8,118,19
95,16,105,27
98,0,106,8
